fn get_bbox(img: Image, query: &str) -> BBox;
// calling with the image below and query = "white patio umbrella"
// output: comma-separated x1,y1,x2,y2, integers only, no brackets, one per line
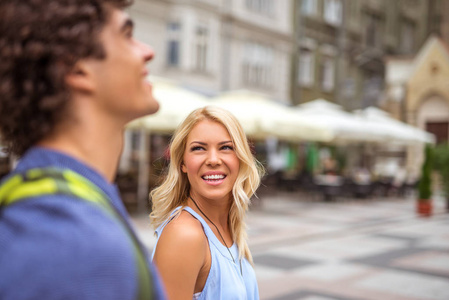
294,99,388,144
212,91,333,142
356,107,435,145
127,76,210,133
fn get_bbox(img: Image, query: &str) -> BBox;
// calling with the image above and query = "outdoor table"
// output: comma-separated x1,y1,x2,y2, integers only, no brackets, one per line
314,175,344,201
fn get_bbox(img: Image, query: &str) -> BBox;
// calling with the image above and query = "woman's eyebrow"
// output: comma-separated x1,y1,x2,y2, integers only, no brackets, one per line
189,141,232,145
189,141,207,146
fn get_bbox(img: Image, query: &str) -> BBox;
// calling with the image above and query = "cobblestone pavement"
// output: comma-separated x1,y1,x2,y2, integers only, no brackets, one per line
131,191,449,300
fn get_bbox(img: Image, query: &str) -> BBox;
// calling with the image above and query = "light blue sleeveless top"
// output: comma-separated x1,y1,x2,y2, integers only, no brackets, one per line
151,206,259,300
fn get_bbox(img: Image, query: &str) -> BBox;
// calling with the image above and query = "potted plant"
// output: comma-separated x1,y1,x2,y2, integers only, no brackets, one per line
433,143,449,211
417,144,434,217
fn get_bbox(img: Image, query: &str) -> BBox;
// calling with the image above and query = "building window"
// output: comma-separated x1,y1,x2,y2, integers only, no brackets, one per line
362,75,383,107
194,25,208,72
242,42,274,88
324,0,342,25
298,49,315,87
246,0,273,15
302,0,317,16
400,20,416,54
349,0,358,19
320,56,335,91
365,13,382,48
167,22,181,67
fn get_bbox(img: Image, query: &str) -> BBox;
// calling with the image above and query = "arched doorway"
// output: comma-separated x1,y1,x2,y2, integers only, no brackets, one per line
417,94,449,144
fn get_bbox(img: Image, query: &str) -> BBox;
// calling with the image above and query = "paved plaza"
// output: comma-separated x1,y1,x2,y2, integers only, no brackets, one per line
131,191,449,300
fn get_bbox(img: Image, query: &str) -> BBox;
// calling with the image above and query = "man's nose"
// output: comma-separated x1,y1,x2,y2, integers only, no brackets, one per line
140,40,154,62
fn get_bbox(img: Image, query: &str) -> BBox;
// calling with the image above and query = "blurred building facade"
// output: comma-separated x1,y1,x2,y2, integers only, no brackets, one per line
384,36,449,145
383,0,449,145
427,0,449,42
291,0,442,110
129,0,294,103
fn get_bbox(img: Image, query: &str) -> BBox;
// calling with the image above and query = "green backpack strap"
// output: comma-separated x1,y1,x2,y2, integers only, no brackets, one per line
0,167,154,300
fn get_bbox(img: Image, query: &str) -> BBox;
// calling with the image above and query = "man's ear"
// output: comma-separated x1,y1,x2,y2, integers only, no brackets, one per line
65,60,96,93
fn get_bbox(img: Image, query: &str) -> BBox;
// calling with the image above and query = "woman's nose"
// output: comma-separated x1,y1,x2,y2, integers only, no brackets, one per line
206,150,222,166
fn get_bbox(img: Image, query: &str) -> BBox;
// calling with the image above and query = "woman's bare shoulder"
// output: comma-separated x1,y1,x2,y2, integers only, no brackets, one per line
157,209,207,251
153,210,209,298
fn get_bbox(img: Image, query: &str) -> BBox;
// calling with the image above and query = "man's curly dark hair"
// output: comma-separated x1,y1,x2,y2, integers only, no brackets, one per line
0,0,133,156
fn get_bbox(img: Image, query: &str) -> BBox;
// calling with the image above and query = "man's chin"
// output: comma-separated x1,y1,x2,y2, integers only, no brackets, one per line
125,97,159,123
146,98,159,115
141,96,159,116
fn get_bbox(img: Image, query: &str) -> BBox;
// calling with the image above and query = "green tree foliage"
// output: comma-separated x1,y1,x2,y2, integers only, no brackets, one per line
433,143,449,198
418,144,434,201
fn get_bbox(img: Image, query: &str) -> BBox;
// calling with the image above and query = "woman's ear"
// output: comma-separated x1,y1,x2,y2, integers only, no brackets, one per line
181,163,187,173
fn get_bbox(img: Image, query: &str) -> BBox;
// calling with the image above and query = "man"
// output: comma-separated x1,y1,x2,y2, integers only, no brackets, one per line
0,0,166,299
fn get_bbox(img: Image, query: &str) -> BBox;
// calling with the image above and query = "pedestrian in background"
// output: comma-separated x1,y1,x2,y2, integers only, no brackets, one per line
0,0,166,299
150,106,263,300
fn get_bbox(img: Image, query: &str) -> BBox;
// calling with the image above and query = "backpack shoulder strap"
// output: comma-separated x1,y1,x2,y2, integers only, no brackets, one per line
0,168,108,209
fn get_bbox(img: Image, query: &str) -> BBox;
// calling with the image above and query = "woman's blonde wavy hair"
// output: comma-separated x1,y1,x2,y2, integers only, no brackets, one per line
150,105,263,263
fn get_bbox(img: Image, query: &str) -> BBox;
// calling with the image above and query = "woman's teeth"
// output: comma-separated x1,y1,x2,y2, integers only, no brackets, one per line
203,174,225,180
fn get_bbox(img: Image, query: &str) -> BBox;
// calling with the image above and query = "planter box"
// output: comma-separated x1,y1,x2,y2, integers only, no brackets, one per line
416,200,433,217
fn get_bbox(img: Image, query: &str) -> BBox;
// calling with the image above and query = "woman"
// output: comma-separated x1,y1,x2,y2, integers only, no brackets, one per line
150,106,263,300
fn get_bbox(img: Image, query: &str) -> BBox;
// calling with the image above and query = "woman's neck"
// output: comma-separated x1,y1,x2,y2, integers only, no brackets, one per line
188,194,231,231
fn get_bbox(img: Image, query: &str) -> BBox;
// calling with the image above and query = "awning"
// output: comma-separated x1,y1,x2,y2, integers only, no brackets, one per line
127,77,209,133
211,91,333,142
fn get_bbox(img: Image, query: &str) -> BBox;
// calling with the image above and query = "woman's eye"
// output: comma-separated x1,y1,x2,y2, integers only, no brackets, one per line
221,145,234,150
191,146,204,151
